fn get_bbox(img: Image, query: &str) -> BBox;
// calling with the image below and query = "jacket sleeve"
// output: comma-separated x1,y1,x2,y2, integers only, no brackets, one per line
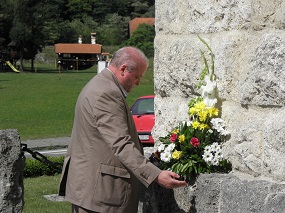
93,90,161,187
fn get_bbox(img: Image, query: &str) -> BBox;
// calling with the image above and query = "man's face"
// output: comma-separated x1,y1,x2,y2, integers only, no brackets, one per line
121,64,147,93
123,70,145,92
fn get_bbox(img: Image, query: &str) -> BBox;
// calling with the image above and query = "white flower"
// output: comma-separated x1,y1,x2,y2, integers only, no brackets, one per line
158,144,165,152
220,128,229,136
215,151,223,160
201,75,216,95
203,143,224,166
202,152,213,163
160,151,172,162
211,158,220,166
211,118,229,136
181,120,191,126
211,142,220,150
211,118,225,128
204,146,211,153
166,143,175,152
203,96,217,108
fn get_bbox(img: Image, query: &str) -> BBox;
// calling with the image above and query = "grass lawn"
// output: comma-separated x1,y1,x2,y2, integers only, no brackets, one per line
0,59,154,140
23,174,71,213
2,56,154,212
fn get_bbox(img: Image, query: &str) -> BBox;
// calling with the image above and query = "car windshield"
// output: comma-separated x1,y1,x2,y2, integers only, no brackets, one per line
131,98,154,115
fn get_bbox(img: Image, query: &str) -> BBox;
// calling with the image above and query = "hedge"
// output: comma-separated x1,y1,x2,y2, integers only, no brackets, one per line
24,156,64,178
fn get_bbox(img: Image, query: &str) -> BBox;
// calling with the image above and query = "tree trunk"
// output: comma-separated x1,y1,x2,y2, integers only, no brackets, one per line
31,59,34,72
19,48,24,72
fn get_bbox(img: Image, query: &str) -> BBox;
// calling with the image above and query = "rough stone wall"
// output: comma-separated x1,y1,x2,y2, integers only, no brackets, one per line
0,129,25,213
153,0,285,182
141,173,285,213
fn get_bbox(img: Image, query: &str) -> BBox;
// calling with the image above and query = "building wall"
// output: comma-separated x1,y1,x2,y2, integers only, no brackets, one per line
153,0,285,181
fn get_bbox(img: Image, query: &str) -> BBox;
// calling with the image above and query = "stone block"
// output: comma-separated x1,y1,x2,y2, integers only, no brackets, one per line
156,0,285,35
141,173,285,213
0,129,25,213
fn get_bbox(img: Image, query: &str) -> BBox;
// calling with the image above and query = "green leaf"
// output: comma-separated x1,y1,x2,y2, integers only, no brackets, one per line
181,163,189,173
197,35,216,81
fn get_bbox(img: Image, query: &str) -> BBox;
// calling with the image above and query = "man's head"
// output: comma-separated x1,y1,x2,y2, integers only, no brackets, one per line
108,46,149,93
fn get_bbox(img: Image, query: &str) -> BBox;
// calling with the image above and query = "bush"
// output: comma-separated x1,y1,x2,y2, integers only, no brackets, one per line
24,156,64,178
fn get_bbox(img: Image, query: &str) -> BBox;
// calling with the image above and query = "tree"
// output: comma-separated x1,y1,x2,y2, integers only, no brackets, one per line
96,13,130,46
124,23,155,58
67,0,96,20
92,0,132,22
131,0,153,18
0,0,13,47
69,16,99,44
10,0,63,71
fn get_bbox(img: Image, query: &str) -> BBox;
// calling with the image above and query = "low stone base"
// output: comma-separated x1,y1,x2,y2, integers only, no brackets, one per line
140,173,285,213
0,129,25,213
43,194,65,202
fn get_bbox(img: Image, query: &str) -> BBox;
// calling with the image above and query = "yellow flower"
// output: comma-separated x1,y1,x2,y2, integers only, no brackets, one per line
198,110,208,122
189,101,207,115
195,101,206,111
199,123,209,130
208,107,219,117
191,121,200,129
172,129,179,134
189,107,197,115
179,134,185,142
172,150,183,159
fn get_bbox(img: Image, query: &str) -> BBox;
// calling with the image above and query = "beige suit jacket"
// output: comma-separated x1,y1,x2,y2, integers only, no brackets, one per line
59,68,161,213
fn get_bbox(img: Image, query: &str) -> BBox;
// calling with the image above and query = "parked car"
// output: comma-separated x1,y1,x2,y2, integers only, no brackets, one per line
130,95,155,145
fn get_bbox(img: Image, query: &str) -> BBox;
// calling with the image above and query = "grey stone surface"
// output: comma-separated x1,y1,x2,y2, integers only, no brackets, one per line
152,0,285,212
43,194,65,202
0,129,25,213
153,0,285,182
141,173,285,213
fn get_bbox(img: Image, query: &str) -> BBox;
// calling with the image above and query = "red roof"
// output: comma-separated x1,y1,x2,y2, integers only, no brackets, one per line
129,18,155,36
54,43,102,54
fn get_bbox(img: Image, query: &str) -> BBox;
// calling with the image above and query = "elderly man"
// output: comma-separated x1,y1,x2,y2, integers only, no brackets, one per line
59,46,187,213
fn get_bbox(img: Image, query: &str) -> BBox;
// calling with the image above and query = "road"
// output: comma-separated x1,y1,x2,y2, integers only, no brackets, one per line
24,148,67,158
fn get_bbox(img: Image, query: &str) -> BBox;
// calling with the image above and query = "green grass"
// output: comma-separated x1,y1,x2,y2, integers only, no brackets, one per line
2,49,154,212
23,174,71,213
0,59,154,140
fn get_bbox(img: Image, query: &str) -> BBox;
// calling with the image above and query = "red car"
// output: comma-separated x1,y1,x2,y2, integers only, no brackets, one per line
130,95,155,145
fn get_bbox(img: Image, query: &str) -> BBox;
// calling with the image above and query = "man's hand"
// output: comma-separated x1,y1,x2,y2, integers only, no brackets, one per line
155,170,188,189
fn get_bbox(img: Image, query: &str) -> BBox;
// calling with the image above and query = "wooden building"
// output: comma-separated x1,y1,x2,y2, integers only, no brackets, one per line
54,43,102,70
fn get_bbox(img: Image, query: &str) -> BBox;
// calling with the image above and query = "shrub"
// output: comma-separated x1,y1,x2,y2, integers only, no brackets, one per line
24,156,64,178
124,24,155,58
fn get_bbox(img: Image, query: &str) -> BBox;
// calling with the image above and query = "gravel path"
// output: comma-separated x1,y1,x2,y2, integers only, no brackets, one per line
21,136,156,158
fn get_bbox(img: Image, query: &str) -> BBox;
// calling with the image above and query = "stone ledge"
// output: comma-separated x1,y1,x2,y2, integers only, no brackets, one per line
140,173,285,213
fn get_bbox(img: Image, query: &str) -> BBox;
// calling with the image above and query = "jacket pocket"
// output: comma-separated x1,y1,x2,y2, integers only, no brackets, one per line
93,164,130,206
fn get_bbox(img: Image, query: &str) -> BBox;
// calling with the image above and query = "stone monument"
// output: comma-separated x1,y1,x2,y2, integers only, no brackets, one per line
147,0,285,212
0,129,25,213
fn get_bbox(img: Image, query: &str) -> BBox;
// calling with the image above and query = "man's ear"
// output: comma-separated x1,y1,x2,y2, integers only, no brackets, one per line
119,64,128,75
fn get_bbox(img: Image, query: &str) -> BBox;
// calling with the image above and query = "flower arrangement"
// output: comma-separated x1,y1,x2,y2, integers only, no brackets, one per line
150,36,232,181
